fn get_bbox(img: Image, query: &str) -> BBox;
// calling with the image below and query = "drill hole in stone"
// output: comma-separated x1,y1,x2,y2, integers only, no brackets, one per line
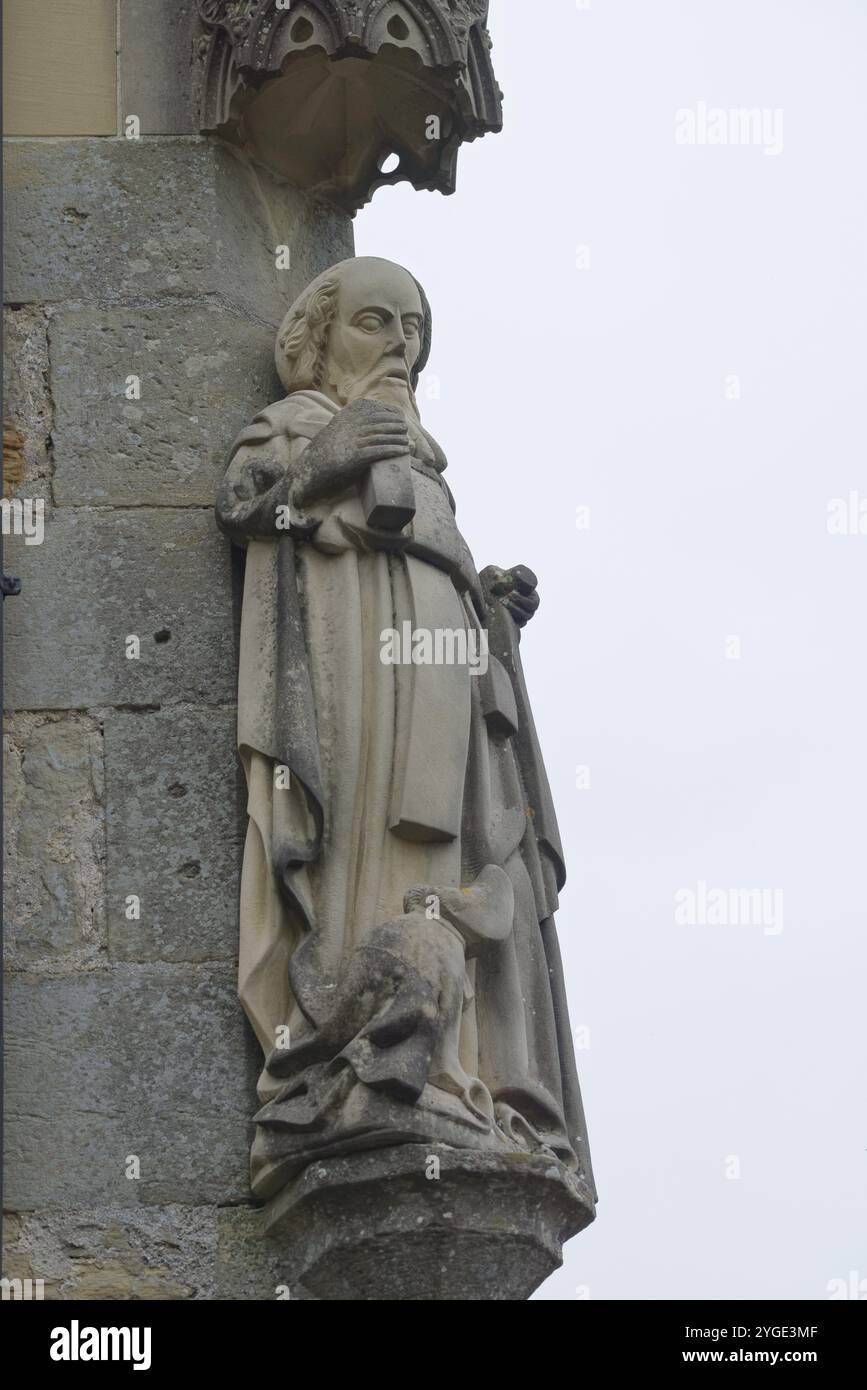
154,628,171,643
291,17,314,43
387,15,410,41
379,151,401,174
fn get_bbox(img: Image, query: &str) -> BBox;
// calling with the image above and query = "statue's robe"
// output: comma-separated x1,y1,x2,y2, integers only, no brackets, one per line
216,391,596,1201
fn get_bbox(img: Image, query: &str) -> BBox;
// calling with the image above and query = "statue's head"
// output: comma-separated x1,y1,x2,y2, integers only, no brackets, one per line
275,257,432,416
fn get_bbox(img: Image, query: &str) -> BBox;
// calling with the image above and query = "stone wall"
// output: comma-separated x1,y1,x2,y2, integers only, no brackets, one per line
2,6,353,1299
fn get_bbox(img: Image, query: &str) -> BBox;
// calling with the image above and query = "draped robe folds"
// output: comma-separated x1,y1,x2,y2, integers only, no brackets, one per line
216,390,596,1202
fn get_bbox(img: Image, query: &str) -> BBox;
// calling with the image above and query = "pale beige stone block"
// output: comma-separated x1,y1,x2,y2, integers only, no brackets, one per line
2,0,117,136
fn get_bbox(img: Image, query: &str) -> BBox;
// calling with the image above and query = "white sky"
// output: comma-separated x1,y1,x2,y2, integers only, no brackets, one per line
356,0,867,1300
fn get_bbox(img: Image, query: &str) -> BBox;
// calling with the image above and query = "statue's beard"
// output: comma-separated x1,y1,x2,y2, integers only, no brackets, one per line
330,368,420,422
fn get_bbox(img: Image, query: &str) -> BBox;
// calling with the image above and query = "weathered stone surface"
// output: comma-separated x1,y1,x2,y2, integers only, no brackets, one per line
264,1144,596,1301
3,712,106,970
0,1203,308,1301
2,305,52,492
284,195,360,312
215,1207,295,1301
3,140,353,320
120,1,198,136
4,507,236,711
50,302,276,506
105,707,243,963
3,967,256,1210
2,1204,219,1300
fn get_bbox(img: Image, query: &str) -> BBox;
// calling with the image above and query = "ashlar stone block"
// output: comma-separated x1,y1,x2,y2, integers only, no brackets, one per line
105,706,243,964
4,507,236,711
3,966,256,1210
50,302,276,506
3,139,352,322
3,712,106,969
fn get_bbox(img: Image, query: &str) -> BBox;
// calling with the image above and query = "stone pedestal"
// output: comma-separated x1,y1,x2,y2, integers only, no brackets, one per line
264,1144,595,1301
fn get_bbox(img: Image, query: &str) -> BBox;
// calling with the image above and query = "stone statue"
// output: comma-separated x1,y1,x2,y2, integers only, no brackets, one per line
216,257,596,1274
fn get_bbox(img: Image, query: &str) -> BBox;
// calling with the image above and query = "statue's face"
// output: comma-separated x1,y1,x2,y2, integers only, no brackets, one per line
322,259,424,411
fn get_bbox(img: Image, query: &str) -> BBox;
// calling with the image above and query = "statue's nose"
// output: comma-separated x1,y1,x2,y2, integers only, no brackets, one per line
385,321,408,354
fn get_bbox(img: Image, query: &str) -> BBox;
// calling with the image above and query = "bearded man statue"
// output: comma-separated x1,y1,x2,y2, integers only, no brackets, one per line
216,257,596,1217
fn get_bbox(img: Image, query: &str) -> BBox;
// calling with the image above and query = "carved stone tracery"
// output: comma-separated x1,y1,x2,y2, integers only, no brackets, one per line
195,0,503,212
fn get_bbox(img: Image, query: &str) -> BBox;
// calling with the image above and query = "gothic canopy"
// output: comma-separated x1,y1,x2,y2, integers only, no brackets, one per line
195,0,503,213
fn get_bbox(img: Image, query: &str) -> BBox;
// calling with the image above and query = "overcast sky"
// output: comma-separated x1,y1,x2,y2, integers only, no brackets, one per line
355,0,867,1300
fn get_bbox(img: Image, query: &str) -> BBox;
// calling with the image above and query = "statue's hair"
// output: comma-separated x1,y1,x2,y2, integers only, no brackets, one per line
274,257,432,396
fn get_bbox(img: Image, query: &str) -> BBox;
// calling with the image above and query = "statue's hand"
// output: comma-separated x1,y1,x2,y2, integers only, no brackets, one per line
292,399,409,506
481,564,540,628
